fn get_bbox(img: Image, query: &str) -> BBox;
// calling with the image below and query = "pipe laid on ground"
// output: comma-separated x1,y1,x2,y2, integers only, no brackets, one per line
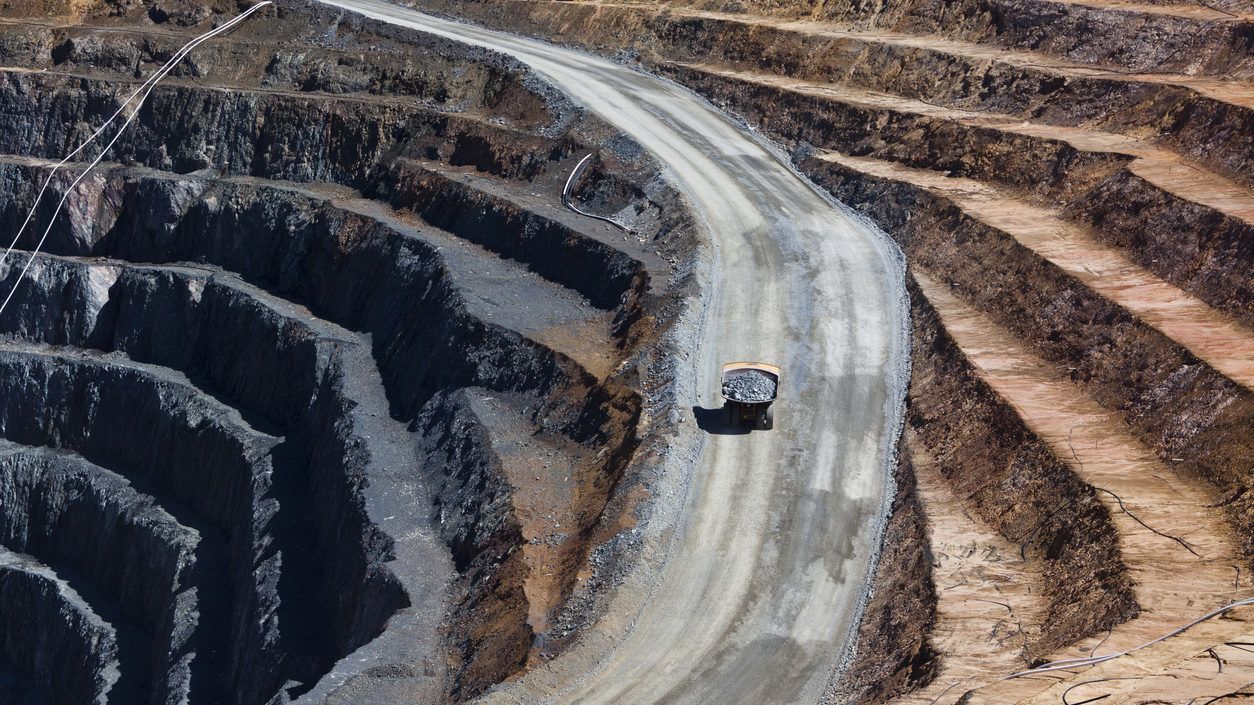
561,153,631,232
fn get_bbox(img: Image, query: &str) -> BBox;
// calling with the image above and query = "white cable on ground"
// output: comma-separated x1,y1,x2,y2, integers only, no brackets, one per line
561,152,630,232
0,1,272,315
929,597,1253,702
1007,596,1254,679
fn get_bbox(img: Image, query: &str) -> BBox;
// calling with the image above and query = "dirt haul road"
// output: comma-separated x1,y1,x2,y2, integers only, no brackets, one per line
316,1,910,702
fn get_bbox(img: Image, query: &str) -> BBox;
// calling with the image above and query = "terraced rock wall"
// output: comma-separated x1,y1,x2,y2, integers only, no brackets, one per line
406,1,1254,702
804,158,1254,559
495,0,1254,75
0,445,199,704
0,2,697,702
0,347,285,705
411,0,1254,324
0,161,658,701
0,548,121,705
414,389,532,699
904,278,1136,656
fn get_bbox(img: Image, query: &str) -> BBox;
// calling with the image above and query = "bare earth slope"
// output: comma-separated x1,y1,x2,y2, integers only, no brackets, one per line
317,2,910,704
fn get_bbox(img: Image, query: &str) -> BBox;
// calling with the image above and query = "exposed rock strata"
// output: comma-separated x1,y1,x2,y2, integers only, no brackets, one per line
903,277,1137,656
0,345,282,704
0,546,120,705
0,442,198,705
0,3,696,693
0,1,709,702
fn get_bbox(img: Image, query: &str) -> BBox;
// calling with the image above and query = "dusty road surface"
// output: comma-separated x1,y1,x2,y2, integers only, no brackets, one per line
316,1,910,702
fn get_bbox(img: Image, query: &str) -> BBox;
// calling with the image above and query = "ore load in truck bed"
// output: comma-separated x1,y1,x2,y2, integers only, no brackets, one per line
722,369,778,403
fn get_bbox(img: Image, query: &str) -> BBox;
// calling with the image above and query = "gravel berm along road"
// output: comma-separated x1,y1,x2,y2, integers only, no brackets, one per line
315,1,910,702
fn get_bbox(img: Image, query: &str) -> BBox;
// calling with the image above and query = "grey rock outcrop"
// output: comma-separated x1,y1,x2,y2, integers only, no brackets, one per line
0,547,120,705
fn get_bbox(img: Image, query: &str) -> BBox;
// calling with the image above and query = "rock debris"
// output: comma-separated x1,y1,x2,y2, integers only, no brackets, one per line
722,371,777,402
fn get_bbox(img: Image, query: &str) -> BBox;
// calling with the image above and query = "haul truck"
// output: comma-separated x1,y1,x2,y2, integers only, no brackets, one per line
721,362,780,430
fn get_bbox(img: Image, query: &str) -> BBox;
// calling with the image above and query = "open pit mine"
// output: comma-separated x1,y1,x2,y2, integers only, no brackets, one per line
0,0,1249,704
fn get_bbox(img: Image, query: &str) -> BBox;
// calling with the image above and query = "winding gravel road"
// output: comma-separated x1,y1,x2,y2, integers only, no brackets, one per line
316,1,910,702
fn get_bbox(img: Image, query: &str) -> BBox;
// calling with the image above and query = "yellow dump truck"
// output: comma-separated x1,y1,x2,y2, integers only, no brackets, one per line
720,362,780,430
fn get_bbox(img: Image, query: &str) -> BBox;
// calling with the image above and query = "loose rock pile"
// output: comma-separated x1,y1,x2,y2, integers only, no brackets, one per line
722,370,777,402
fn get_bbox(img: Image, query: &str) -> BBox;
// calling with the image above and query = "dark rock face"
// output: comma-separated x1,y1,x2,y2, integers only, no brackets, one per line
0,346,285,705
414,389,532,699
0,1,697,701
0,248,449,702
0,71,406,184
0,154,665,703
658,62,1124,197
1067,169,1254,325
0,548,120,705
372,161,648,313
0,443,198,705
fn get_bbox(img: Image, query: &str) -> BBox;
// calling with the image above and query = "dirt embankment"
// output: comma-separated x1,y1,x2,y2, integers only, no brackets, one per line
831,443,939,705
832,273,1139,704
805,157,1254,565
904,277,1137,657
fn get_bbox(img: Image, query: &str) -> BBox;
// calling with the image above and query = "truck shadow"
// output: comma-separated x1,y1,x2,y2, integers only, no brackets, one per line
692,405,751,435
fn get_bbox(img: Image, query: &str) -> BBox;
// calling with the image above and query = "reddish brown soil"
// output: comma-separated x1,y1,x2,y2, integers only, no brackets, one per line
904,274,1137,660
914,269,1252,703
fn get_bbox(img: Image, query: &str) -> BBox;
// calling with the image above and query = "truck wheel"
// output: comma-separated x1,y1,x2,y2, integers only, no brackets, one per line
761,407,774,430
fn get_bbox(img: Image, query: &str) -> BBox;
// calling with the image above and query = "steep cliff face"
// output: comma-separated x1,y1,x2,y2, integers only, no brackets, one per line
0,443,199,705
0,1,697,702
0,346,283,705
0,546,121,705
414,390,533,699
